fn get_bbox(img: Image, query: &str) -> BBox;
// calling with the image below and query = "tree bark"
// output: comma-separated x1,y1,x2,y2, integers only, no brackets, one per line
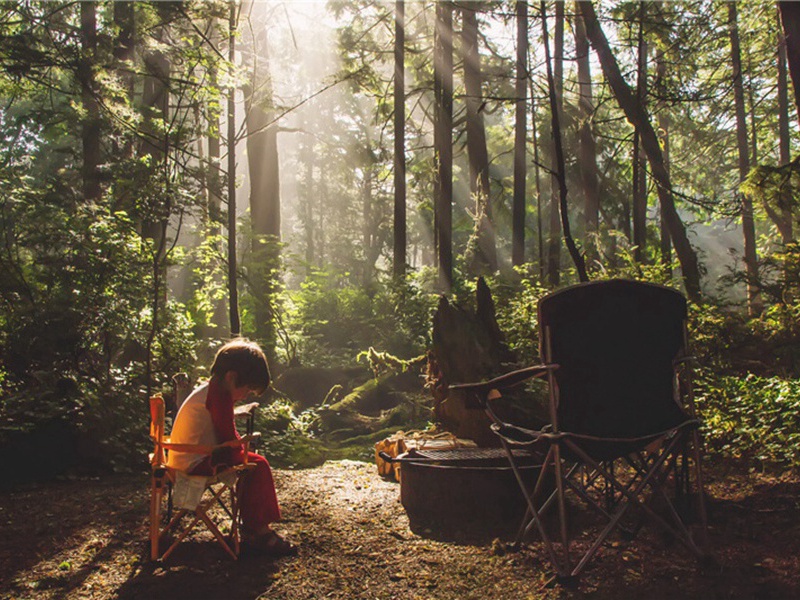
434,1,454,292
227,0,240,337
512,0,528,268
393,0,407,280
729,2,762,317
80,1,101,203
655,49,672,272
632,2,648,264
578,1,701,301
546,2,564,286
775,6,794,243
530,81,545,278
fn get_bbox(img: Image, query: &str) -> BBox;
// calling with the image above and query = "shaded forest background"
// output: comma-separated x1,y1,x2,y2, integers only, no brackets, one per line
2,0,800,483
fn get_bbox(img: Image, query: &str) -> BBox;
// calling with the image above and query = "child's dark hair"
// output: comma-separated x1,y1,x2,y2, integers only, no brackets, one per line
210,338,271,392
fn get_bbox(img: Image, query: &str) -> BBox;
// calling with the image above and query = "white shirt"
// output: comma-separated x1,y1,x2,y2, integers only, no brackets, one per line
166,383,217,472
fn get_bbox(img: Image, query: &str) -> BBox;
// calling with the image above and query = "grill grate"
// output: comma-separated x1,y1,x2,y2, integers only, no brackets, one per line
410,447,536,462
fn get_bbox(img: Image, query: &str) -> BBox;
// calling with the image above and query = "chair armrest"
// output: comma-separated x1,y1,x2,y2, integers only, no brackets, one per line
163,436,255,455
239,432,261,445
449,364,558,397
673,355,696,367
162,441,217,455
234,402,260,418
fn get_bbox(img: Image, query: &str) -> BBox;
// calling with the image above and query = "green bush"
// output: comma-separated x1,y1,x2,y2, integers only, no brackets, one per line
697,373,800,467
281,270,436,367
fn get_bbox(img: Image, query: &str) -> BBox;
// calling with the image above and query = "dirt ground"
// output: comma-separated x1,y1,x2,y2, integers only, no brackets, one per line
0,459,799,600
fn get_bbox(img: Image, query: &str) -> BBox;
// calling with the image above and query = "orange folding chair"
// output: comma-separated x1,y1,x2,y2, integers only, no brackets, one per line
148,394,257,561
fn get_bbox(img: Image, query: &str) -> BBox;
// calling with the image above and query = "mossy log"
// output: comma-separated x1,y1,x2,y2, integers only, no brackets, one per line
317,369,423,436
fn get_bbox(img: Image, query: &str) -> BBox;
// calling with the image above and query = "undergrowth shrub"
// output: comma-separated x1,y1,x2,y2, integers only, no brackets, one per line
281,271,436,367
697,374,800,467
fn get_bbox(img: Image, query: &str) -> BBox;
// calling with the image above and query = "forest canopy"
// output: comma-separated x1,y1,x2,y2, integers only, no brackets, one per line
1,0,800,480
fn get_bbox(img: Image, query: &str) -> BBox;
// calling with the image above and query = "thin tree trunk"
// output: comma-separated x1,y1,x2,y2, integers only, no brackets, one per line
578,1,701,301
775,6,794,243
530,78,545,278
779,2,800,127
303,137,315,270
207,82,223,232
461,2,498,275
80,1,101,203
319,168,327,267
434,1,453,292
512,0,528,267
227,0,240,337
575,3,599,265
655,49,672,272
542,1,587,283
546,2,565,286
729,2,762,317
632,2,648,264
362,147,374,284
393,0,407,279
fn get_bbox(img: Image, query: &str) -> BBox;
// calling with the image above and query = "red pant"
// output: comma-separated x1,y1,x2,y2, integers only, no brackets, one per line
191,451,281,532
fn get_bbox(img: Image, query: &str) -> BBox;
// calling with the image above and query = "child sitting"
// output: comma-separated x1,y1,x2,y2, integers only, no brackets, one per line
167,338,296,556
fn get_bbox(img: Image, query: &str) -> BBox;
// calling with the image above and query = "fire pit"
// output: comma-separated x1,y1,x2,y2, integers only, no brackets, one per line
381,447,545,536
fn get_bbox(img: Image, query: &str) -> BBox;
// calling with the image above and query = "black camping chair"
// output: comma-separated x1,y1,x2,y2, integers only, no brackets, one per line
450,279,709,583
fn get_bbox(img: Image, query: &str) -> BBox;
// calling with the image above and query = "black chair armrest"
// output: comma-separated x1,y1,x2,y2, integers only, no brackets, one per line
449,364,558,397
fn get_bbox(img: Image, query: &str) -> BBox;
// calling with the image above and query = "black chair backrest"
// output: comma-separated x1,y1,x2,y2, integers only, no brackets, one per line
539,279,688,439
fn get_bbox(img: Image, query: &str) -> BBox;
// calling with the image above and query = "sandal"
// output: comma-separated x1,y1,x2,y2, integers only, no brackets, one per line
242,531,298,557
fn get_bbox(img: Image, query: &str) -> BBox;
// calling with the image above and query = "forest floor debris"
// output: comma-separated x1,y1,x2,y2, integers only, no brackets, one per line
1,459,799,599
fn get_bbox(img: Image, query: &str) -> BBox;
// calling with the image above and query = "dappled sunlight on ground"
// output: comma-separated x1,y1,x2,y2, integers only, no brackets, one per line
0,461,799,599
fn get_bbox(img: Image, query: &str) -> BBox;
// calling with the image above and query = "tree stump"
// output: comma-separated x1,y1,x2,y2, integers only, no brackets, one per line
429,277,517,446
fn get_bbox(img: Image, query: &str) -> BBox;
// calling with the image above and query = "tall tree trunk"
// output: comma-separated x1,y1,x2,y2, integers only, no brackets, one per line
779,2,800,127
578,1,702,302
205,21,223,229
141,3,175,393
244,45,280,239
512,0,528,268
80,1,101,203
393,0,407,280
461,3,498,275
362,145,375,284
434,1,454,292
729,2,762,317
112,1,135,177
530,78,545,277
655,49,672,272
227,0,240,337
545,2,564,286
297,136,315,273
774,7,794,243
575,2,599,265
632,2,648,263
207,84,223,231
140,8,170,248
319,168,327,268
542,1,587,283
243,3,281,351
